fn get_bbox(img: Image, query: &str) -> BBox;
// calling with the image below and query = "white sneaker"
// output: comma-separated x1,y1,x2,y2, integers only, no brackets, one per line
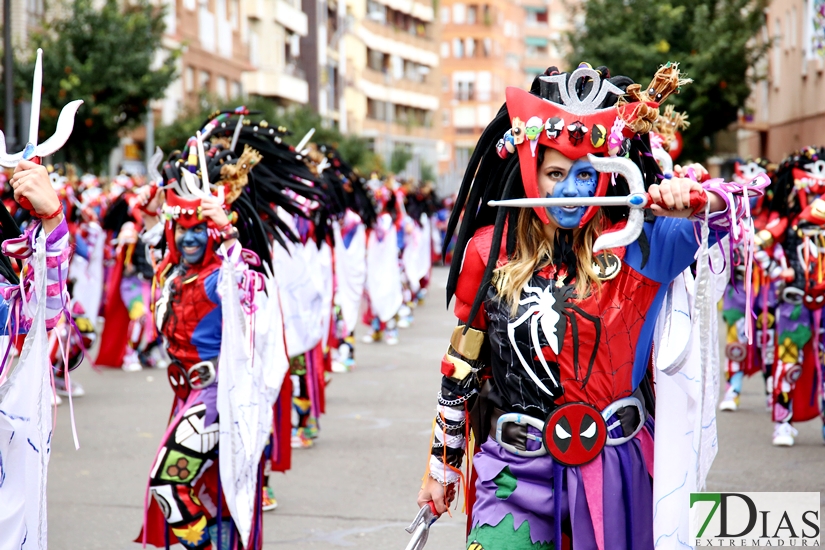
53,392,63,406
384,331,399,346
55,377,85,397
719,388,739,411
397,317,411,329
772,422,798,447
361,331,379,344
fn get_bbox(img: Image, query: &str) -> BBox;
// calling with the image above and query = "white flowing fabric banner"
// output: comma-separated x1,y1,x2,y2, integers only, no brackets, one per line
333,218,366,335
217,257,280,548
366,213,403,322
653,232,728,550
0,231,51,550
68,221,104,320
272,214,324,356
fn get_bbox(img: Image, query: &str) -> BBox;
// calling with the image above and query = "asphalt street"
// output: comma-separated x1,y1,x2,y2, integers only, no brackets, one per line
47,265,824,549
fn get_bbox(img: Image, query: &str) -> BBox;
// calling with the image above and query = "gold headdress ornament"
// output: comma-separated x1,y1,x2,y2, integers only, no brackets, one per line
619,62,693,134
654,105,690,151
219,144,262,204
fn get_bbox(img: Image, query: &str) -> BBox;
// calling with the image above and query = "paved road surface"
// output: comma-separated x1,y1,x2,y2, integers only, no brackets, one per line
47,266,824,549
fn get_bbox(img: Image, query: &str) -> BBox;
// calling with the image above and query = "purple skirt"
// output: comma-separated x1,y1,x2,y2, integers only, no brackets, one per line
470,418,655,550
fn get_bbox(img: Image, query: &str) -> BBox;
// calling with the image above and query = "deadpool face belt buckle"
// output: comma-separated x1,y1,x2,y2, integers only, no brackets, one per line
542,402,607,467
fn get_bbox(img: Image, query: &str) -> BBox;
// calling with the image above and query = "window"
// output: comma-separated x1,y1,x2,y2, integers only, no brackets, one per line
440,6,450,23
442,109,450,127
368,48,386,72
453,38,464,58
773,18,782,85
453,3,466,24
467,5,477,24
184,66,194,91
791,6,797,49
199,70,211,92
442,76,449,92
465,37,476,57
217,76,228,98
231,81,242,98
483,37,492,57
367,0,386,23
441,41,450,58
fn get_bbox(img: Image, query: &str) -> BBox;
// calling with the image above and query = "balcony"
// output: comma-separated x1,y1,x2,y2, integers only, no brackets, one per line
243,68,309,104
244,0,307,36
358,19,438,67
275,0,308,36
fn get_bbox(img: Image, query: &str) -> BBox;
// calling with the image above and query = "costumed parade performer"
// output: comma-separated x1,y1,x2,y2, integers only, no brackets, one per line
362,174,404,345
137,110,320,549
718,157,780,413
0,47,83,549
765,146,825,445
412,63,767,550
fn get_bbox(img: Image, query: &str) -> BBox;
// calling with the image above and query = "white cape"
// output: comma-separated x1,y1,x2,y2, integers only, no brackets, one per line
652,229,729,550
333,219,366,335
272,220,325,356
402,214,432,295
217,258,287,548
365,213,403,322
68,222,104,320
0,231,52,550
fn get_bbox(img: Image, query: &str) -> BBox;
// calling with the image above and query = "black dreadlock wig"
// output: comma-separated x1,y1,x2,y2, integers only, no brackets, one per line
316,144,378,229
197,115,328,261
445,66,664,325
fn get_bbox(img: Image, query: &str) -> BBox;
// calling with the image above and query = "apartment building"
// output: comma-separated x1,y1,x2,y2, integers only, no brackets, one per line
437,0,570,192
738,0,825,160
341,0,440,179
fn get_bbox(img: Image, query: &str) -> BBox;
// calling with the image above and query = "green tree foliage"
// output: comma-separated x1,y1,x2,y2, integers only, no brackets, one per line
18,0,178,171
389,146,413,174
420,161,436,183
156,98,382,175
566,0,769,161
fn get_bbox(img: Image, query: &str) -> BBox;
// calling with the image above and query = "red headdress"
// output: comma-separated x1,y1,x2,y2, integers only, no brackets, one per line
500,63,688,225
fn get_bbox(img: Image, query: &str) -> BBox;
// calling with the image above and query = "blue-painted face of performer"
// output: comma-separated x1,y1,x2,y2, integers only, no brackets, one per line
175,222,209,264
537,148,598,229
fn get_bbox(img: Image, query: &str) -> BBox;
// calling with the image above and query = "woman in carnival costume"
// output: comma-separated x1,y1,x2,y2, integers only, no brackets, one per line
415,63,765,549
136,110,321,549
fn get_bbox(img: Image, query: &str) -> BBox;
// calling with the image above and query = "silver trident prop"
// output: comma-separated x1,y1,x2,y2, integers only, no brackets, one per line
0,48,84,168
489,154,658,253
404,503,439,550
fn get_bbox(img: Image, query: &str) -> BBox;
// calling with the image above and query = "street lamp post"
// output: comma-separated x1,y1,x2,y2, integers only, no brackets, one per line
3,0,16,150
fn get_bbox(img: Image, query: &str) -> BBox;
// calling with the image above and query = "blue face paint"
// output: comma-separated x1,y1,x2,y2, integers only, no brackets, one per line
177,223,209,264
545,160,598,229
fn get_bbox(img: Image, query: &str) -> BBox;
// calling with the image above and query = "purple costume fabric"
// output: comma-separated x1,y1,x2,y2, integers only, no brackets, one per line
471,419,655,549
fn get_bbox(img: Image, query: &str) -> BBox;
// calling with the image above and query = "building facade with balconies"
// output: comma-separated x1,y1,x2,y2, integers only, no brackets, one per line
436,0,573,192
738,0,825,160
243,0,310,105
341,0,440,180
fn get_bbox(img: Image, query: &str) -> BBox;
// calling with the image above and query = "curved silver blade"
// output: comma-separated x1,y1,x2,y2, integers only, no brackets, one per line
35,99,84,158
29,48,43,146
588,154,646,253
148,146,164,185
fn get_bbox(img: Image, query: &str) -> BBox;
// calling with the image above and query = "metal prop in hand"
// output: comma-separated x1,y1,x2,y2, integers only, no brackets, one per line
404,502,439,550
0,48,84,164
488,154,704,253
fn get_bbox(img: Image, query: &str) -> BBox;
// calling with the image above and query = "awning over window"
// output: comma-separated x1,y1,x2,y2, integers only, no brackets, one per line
525,36,549,47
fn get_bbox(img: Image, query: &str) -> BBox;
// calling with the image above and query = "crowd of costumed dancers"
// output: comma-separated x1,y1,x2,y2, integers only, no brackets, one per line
719,146,825,447
0,49,454,550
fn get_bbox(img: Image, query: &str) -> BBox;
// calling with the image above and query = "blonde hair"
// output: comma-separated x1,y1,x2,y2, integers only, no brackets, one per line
494,208,602,315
